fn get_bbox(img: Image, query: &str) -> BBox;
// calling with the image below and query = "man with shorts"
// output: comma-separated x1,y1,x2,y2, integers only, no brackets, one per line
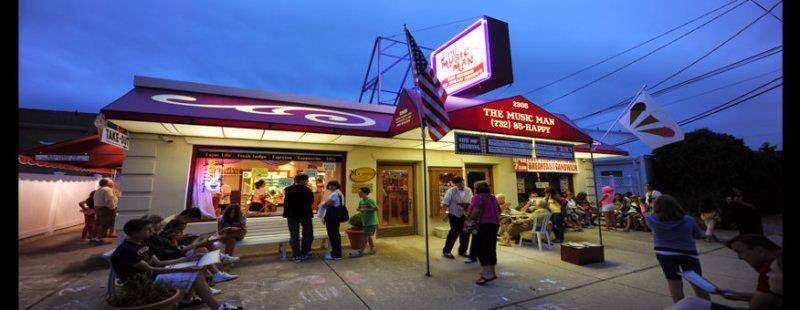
91,178,119,245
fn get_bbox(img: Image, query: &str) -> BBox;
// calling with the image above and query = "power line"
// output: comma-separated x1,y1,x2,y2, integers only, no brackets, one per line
572,45,781,122
501,0,741,97
583,68,781,128
749,0,782,22
538,0,750,107
648,0,782,90
613,78,782,146
385,16,480,38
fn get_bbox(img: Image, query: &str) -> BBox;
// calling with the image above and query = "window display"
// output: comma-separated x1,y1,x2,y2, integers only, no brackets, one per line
189,147,345,218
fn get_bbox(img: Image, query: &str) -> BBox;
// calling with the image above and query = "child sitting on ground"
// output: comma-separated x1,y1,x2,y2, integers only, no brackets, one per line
352,187,378,257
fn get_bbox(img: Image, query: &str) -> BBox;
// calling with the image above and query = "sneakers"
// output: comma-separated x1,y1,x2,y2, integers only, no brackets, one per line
464,258,477,264
212,272,239,283
210,288,223,296
349,251,364,258
442,253,455,259
293,253,312,262
323,253,342,260
365,249,376,255
220,253,240,264
217,302,242,310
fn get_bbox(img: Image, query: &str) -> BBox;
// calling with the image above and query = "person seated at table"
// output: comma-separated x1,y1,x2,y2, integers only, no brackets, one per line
497,194,515,237
575,192,596,227
218,205,247,257
499,200,551,246
111,218,240,310
520,192,542,212
142,215,238,285
248,180,269,217
563,191,584,231
616,196,639,232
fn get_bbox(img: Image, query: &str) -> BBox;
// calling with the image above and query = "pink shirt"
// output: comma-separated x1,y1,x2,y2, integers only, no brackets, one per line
601,193,614,206
470,194,500,225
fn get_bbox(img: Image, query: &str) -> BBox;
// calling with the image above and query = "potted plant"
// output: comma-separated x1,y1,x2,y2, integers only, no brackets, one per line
106,274,182,310
345,211,366,250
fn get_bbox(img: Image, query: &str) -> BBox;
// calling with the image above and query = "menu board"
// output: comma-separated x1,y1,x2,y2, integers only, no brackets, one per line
454,132,485,155
485,136,532,157
535,142,575,161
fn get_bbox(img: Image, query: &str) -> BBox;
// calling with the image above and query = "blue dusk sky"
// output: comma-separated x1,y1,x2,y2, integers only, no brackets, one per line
19,0,782,155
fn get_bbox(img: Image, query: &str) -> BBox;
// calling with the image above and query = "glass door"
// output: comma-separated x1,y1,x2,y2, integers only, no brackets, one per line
466,165,493,193
428,167,464,218
376,164,415,236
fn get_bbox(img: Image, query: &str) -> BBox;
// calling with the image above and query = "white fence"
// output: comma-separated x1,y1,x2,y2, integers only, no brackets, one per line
18,173,100,239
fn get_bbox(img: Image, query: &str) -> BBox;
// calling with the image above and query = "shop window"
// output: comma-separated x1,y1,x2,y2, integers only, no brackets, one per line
188,147,345,219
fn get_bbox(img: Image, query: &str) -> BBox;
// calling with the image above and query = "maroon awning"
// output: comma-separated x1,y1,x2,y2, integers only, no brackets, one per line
102,86,396,137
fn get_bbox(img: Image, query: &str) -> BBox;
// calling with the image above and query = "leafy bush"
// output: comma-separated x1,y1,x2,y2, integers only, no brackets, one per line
107,273,177,307
348,211,364,230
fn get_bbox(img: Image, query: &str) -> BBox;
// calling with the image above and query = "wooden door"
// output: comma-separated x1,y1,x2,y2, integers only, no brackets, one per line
466,165,493,193
428,167,464,218
376,164,415,237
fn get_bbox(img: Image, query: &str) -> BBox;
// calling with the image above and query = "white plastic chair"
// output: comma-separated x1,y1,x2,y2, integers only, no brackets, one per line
519,213,552,251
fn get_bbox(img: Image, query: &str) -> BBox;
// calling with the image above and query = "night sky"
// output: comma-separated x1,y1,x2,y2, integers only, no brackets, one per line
19,0,782,155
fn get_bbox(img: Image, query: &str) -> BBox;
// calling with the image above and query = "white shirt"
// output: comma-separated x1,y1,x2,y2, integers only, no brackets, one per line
219,184,232,205
93,186,118,209
645,190,662,206
441,186,472,218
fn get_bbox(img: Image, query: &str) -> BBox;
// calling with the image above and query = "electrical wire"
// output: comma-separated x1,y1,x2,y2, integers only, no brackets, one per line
500,0,741,98
749,0,782,22
572,45,781,122
582,68,781,128
613,78,782,146
385,16,480,38
538,0,750,107
648,0,782,90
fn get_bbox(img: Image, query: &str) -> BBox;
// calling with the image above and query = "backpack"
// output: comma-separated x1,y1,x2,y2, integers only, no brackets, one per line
334,192,349,223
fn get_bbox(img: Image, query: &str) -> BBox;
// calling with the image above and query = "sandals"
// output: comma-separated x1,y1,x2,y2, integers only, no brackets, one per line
475,275,498,285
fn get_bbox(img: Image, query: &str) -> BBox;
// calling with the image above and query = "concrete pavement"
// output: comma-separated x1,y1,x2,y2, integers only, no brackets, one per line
19,227,763,310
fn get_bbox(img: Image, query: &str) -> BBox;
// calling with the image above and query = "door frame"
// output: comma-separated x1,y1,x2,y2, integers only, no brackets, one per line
465,164,494,193
376,162,417,237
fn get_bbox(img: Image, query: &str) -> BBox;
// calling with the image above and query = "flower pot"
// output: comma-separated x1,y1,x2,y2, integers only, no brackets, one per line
105,289,182,310
345,228,366,250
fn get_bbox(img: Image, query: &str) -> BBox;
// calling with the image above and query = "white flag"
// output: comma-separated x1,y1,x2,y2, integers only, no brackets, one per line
619,89,684,149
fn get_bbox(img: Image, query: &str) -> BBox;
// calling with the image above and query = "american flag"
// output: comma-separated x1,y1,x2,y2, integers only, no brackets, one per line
404,26,451,141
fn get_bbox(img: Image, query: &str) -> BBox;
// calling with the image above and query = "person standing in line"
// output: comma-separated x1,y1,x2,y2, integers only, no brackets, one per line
645,182,662,209
600,186,616,231
91,178,119,245
283,174,315,262
319,181,344,260
78,190,97,241
352,187,378,257
468,181,501,285
727,188,764,236
440,176,473,259
545,188,566,243
646,195,710,303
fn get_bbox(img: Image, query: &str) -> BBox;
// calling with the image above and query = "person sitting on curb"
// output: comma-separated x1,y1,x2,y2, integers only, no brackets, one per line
110,218,240,310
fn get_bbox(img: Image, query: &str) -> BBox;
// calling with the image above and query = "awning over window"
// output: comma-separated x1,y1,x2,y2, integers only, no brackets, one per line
21,134,125,171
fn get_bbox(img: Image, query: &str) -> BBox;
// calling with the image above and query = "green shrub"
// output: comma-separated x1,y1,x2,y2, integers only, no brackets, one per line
349,211,364,230
107,273,177,307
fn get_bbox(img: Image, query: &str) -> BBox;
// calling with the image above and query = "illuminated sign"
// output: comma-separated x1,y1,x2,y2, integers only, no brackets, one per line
485,136,532,157
514,158,578,174
431,16,512,98
535,142,575,161
34,154,90,162
100,123,130,150
454,132,485,155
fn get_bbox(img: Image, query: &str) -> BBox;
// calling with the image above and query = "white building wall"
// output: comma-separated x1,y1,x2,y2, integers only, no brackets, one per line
18,173,101,239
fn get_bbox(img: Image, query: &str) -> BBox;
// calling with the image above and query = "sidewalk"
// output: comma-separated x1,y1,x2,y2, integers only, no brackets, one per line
19,227,761,309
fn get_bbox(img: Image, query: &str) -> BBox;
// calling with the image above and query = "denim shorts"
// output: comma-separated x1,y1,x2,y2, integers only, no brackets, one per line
363,225,377,237
655,254,702,280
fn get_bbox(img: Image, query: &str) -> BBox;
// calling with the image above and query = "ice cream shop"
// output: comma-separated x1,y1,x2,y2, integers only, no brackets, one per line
102,75,626,237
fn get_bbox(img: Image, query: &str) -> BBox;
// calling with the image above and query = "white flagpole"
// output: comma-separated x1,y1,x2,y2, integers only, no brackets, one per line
404,25,432,277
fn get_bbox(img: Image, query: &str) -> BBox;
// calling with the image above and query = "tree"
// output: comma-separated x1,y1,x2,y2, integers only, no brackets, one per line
650,129,782,228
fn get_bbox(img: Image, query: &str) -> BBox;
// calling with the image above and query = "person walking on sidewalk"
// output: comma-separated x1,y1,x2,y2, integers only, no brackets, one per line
468,181,501,285
91,178,118,245
646,195,710,303
440,176,473,259
283,174,315,262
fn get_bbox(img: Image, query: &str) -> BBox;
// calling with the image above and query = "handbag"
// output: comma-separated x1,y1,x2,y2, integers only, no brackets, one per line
334,192,349,223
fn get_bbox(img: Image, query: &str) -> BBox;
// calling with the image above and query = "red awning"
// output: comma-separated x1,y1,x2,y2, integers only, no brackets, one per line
19,155,117,174
22,134,126,169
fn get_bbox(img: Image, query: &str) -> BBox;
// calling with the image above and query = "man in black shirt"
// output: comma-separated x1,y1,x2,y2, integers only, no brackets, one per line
283,174,315,262
110,218,239,309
